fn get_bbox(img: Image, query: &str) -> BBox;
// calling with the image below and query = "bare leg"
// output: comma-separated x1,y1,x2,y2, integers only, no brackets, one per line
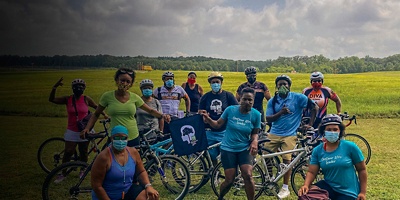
283,159,291,185
240,164,254,200
218,168,236,200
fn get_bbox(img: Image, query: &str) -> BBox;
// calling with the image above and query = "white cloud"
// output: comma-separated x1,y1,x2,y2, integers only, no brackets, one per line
0,0,399,60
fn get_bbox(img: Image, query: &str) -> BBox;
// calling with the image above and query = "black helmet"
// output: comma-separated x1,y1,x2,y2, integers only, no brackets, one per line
162,71,174,79
139,79,154,88
321,114,342,126
275,75,292,86
244,66,257,75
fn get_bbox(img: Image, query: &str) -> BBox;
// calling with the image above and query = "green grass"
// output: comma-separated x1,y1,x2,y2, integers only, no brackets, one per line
1,116,399,199
1,69,400,199
0,70,400,118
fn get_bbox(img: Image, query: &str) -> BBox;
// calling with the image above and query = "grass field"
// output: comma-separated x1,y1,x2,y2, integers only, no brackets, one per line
1,69,400,199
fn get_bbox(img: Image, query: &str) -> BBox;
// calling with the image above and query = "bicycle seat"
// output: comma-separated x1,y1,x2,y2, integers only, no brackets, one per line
86,132,107,140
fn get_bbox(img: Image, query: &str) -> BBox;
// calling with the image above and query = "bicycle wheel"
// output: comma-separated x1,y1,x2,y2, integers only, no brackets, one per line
343,133,371,164
37,137,78,173
210,162,266,199
179,153,209,193
145,155,190,200
290,160,324,196
42,161,90,200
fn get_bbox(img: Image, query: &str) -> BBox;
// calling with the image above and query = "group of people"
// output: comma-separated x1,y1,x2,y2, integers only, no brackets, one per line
49,67,367,200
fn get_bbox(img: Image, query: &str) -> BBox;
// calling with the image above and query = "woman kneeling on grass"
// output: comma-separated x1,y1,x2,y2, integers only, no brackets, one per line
91,125,159,200
298,114,367,200
201,87,261,200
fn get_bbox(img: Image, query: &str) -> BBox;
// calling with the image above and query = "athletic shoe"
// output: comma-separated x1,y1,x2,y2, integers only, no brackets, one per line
54,174,65,183
277,188,290,199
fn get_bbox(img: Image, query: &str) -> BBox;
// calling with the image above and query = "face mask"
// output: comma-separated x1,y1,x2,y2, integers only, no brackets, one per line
312,82,322,89
118,83,130,90
113,139,128,151
277,85,289,96
247,77,256,84
165,79,174,88
187,78,196,85
324,131,340,143
211,83,221,93
142,89,153,97
72,88,84,96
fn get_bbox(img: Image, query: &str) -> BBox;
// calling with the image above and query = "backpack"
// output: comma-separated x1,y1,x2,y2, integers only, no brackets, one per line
298,188,330,200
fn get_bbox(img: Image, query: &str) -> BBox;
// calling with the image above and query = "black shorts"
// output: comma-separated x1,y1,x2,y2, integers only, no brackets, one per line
122,183,145,200
220,149,254,169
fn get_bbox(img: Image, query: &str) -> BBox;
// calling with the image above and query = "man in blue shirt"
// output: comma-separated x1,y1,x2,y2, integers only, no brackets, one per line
265,75,318,199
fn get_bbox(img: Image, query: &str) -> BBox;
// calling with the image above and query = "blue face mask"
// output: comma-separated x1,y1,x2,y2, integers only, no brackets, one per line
113,139,128,151
142,89,153,97
324,131,340,143
165,79,174,88
211,83,221,93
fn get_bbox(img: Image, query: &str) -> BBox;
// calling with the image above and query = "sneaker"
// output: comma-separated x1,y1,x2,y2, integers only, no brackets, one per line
54,174,66,183
277,188,290,199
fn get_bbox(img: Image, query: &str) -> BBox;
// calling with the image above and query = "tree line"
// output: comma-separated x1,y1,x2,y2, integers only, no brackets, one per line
1,54,400,74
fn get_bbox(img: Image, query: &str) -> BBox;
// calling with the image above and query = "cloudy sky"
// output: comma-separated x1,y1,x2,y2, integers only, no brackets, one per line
1,0,399,61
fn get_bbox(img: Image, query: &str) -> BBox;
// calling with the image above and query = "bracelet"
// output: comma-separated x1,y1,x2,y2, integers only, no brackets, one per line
144,183,152,189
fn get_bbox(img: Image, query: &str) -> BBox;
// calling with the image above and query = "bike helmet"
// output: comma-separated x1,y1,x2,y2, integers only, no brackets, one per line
244,66,257,75
208,71,223,83
320,114,342,126
162,71,174,79
275,75,292,86
310,72,324,83
140,79,154,88
71,79,86,87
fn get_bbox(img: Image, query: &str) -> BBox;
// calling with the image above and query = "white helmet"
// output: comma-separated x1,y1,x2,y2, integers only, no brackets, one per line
71,79,86,87
310,72,324,82
162,71,174,79
140,79,154,88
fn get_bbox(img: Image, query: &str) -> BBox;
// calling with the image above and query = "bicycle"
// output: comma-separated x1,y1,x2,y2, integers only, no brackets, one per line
42,131,110,200
139,127,191,200
209,137,285,199
339,112,371,164
37,118,111,173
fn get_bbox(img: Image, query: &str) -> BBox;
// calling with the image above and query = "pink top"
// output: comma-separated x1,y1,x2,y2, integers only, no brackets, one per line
66,95,89,132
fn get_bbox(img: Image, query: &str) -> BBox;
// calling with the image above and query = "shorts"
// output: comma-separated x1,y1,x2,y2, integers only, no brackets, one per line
264,133,297,161
123,183,145,200
64,129,90,142
220,149,254,169
315,180,356,200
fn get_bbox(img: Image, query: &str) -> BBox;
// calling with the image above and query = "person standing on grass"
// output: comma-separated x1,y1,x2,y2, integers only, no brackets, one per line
201,87,261,200
49,77,107,182
80,68,170,147
236,66,271,123
303,71,342,128
298,114,367,200
265,74,318,199
136,79,164,140
198,71,238,166
181,71,204,116
153,71,190,134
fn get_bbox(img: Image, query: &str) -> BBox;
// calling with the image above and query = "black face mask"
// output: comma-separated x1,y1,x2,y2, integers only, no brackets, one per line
247,77,256,84
73,88,84,96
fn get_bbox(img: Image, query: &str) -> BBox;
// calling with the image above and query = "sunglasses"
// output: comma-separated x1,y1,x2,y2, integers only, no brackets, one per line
113,136,128,140
119,69,134,75
312,80,322,83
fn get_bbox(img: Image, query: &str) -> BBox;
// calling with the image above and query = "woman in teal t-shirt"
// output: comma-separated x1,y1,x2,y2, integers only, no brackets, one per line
201,87,261,200
298,114,367,200
81,68,170,147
